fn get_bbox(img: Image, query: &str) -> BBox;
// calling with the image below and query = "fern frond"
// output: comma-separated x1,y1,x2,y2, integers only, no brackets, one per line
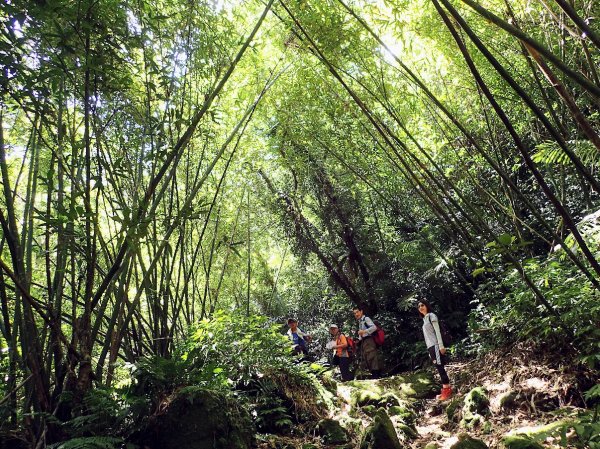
48,436,125,449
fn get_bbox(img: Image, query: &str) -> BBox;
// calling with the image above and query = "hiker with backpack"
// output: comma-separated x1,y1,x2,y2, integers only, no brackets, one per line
418,299,452,400
353,306,383,379
286,318,311,357
327,324,354,381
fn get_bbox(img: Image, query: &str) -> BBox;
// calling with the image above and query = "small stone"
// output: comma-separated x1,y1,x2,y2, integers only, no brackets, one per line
498,391,518,409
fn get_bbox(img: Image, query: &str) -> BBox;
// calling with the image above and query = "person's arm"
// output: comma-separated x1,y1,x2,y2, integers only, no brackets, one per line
298,328,312,342
430,314,445,352
362,317,377,336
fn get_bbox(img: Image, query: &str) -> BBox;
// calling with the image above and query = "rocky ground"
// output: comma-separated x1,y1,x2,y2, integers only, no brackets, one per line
257,343,599,449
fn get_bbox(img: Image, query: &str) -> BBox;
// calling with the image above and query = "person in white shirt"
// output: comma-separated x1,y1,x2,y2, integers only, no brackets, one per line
418,299,452,400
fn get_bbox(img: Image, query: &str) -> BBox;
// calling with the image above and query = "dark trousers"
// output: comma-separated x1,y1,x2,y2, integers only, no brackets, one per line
338,356,353,381
435,362,450,385
333,355,353,381
428,345,450,384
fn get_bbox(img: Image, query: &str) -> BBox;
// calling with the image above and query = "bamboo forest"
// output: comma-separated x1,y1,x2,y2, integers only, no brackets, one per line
1,0,600,447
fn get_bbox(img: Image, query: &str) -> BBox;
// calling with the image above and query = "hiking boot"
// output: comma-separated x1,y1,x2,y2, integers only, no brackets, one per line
437,386,452,401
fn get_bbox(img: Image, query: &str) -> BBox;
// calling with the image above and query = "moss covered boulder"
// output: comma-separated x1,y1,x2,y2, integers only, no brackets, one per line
359,409,403,449
143,388,253,449
379,393,401,407
450,434,488,449
316,418,348,445
361,405,379,417
498,391,518,410
351,389,382,407
446,397,462,423
396,423,418,440
461,387,490,429
388,405,417,425
378,371,438,399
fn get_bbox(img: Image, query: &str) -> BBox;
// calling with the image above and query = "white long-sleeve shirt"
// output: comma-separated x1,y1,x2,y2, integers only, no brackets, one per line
358,315,376,340
422,312,445,349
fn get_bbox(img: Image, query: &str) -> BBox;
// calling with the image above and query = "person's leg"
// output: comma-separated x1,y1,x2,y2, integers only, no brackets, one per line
362,338,381,378
435,363,450,385
339,356,353,381
428,346,452,399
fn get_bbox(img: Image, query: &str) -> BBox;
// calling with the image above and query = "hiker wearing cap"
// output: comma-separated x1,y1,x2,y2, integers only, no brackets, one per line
418,299,452,400
328,324,353,381
286,318,311,356
353,306,382,379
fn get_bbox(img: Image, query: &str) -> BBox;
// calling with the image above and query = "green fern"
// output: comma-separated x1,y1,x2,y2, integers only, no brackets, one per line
532,140,600,167
47,436,128,449
254,395,293,433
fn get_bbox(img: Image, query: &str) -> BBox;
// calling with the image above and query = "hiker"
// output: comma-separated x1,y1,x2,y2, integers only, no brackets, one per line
418,299,452,400
327,324,353,381
353,306,382,379
286,318,311,356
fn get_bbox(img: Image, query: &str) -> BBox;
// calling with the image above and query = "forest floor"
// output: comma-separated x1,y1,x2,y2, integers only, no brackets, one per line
409,342,596,449
259,342,598,449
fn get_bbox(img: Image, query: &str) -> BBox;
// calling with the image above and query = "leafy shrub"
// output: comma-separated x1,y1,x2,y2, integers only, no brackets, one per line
179,311,293,389
468,249,600,366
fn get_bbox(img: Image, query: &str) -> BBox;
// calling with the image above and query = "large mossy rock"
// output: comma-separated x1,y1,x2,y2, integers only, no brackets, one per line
359,409,403,449
345,370,437,403
316,418,348,445
143,388,253,449
450,434,488,449
461,387,490,429
378,371,438,399
352,390,383,407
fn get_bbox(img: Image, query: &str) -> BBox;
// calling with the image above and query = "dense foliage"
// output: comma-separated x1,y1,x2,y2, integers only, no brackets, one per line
1,0,599,445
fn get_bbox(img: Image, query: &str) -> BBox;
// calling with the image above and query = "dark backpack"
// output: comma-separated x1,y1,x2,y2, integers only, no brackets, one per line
372,322,385,346
428,315,452,347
